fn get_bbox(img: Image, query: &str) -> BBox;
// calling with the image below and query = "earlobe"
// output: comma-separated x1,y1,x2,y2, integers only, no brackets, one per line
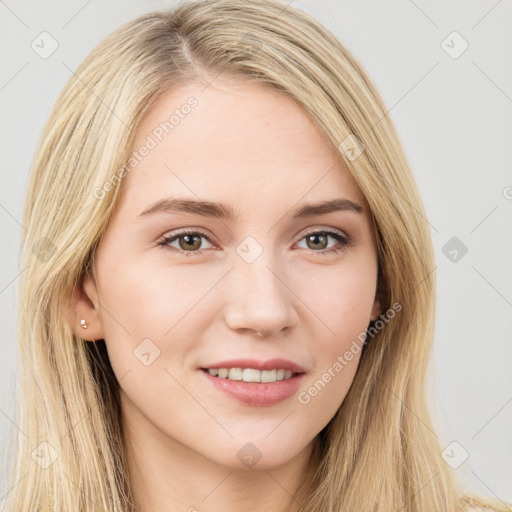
66,273,105,342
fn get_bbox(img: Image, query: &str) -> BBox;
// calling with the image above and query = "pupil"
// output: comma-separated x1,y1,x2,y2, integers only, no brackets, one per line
181,235,200,250
308,234,327,250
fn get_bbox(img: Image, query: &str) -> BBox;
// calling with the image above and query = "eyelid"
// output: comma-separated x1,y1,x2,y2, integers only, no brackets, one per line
159,227,216,243
296,225,348,241
159,225,349,244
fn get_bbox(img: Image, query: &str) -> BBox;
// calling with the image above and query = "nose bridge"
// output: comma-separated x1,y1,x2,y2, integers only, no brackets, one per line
223,235,297,335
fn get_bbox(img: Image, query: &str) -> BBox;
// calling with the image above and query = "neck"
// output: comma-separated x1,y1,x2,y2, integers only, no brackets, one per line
121,395,322,512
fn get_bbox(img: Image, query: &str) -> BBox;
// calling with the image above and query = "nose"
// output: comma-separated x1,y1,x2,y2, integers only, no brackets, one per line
223,252,299,338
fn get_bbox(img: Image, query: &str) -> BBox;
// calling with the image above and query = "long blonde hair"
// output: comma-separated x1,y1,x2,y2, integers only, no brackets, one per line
5,0,510,510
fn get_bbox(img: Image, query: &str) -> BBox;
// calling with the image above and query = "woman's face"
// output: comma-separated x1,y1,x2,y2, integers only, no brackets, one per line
78,78,380,470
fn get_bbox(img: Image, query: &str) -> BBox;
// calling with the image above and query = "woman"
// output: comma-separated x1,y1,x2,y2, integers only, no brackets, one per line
5,0,510,510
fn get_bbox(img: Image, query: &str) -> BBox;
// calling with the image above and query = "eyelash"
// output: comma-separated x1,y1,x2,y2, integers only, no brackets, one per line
156,228,352,257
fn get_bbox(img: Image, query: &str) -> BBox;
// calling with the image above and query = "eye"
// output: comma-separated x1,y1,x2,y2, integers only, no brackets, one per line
157,230,214,256
157,228,352,257
295,229,352,256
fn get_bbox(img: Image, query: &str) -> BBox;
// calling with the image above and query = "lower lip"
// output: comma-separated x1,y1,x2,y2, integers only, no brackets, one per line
199,369,305,407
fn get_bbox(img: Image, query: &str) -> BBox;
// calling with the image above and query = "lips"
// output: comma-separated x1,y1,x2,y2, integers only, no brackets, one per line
200,357,306,374
199,368,305,406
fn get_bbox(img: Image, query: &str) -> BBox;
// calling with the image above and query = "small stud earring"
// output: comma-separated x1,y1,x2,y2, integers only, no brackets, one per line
80,319,88,329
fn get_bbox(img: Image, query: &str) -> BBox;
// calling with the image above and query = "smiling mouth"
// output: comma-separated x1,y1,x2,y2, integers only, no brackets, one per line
200,367,298,383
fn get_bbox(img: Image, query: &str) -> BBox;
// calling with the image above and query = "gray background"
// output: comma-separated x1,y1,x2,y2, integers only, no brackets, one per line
1,0,511,505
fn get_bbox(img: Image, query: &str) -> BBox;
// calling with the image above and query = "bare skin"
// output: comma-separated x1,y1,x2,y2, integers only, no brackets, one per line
69,77,381,512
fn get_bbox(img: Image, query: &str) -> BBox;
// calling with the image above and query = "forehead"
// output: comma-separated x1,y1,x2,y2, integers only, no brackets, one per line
116,78,366,218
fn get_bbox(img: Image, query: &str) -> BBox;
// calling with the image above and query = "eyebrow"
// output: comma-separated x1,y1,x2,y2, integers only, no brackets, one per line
138,196,363,220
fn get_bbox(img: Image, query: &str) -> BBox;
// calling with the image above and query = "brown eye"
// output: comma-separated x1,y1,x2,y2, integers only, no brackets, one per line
296,230,351,256
157,231,215,255
305,233,329,250
178,234,202,251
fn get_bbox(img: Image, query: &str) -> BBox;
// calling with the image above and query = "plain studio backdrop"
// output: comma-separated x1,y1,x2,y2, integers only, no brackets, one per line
0,0,511,505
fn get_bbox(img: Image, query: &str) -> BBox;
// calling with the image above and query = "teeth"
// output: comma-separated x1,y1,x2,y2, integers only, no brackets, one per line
228,368,243,380
206,368,295,383
243,368,261,382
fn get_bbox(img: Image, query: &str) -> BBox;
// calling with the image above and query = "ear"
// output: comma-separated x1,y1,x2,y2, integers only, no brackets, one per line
65,272,105,342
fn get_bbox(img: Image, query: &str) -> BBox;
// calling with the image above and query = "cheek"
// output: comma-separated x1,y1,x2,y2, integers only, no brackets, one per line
94,250,223,383
298,258,377,343
295,261,375,407
96,248,205,338
89,242,377,466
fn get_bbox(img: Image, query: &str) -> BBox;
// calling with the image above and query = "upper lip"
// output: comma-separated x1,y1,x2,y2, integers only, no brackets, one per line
200,358,306,374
